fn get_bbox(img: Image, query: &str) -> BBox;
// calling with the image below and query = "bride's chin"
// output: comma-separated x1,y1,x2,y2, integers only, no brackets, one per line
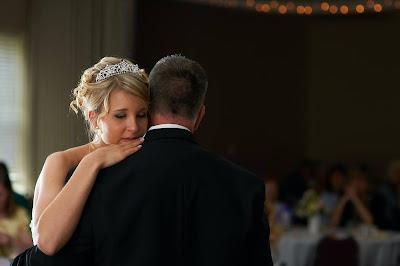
119,139,133,144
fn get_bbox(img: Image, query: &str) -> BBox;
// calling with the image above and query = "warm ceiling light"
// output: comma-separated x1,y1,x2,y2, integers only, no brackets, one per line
374,4,383,12
297,5,305,14
329,5,338,14
246,0,255,7
278,5,288,14
261,4,271,12
340,5,349,14
305,6,313,15
321,2,330,11
356,4,365,13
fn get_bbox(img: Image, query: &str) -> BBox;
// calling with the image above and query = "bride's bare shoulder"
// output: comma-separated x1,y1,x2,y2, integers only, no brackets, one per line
45,144,91,168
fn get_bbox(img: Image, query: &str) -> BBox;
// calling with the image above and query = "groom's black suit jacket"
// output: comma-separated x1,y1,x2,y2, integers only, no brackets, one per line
14,128,273,266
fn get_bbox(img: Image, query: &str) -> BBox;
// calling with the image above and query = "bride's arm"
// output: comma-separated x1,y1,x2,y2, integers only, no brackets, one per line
32,140,143,255
32,151,71,244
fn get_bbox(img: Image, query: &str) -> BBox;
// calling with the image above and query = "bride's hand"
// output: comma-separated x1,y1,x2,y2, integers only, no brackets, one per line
88,138,144,169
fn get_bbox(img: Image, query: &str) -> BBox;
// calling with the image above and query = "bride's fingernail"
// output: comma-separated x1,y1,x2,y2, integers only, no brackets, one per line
137,145,142,148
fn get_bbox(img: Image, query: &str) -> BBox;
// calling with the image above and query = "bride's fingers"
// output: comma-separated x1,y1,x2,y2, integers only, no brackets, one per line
122,144,142,156
120,137,144,148
121,138,143,150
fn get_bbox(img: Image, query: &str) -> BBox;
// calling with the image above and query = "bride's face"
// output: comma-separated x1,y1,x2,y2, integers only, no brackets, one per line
97,89,148,144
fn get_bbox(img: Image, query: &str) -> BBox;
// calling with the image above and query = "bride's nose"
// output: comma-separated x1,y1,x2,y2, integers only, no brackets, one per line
126,117,139,133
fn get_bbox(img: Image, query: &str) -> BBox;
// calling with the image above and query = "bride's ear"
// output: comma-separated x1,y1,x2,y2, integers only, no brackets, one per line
194,105,205,132
88,111,98,130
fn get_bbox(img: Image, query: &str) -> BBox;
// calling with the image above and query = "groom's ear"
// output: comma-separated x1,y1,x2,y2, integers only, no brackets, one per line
147,113,152,129
193,105,205,132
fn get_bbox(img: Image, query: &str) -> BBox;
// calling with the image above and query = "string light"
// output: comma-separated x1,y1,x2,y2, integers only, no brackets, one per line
278,5,288,14
356,4,366,13
374,3,383,11
329,5,338,14
321,2,330,12
206,0,399,15
296,5,305,14
340,5,349,14
261,4,271,12
246,0,255,7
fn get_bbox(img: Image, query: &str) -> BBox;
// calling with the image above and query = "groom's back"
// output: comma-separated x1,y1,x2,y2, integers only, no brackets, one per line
89,128,271,266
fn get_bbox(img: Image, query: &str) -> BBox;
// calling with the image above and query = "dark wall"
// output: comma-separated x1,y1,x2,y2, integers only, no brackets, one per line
0,0,28,33
135,1,308,176
307,15,400,167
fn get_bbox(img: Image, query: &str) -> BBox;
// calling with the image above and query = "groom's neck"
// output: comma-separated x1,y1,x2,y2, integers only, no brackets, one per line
149,114,195,132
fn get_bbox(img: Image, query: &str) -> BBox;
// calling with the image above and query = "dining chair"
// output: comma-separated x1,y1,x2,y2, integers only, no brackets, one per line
313,235,359,266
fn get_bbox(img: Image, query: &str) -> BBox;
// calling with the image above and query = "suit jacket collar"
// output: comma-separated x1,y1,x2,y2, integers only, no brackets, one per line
144,128,197,144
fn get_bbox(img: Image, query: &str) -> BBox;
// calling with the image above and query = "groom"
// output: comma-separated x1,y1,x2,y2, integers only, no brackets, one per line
13,55,273,265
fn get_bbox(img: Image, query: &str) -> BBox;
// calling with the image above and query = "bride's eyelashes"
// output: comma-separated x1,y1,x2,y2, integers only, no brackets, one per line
113,111,147,120
114,113,126,119
137,112,147,118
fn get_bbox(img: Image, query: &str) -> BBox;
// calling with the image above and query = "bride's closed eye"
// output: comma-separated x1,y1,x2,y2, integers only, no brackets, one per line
137,112,147,118
114,113,126,119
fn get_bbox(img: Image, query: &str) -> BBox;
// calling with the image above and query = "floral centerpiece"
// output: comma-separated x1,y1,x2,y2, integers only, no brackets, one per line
295,189,323,234
295,189,323,218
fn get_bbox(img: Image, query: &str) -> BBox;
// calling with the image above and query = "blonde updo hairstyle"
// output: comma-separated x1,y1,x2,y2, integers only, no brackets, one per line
70,57,149,141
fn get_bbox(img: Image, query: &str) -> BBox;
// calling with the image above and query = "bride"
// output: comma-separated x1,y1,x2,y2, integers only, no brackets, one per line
31,57,149,255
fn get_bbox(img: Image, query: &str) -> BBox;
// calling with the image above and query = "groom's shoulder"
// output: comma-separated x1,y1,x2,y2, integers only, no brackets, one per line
194,146,261,184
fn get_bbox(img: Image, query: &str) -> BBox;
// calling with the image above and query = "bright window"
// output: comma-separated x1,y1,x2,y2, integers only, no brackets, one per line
0,33,26,193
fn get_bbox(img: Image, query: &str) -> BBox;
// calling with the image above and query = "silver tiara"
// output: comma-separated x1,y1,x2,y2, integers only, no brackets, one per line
95,59,140,82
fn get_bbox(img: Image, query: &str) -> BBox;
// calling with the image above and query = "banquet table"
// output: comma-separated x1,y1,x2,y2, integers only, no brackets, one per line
276,227,400,266
0,257,10,266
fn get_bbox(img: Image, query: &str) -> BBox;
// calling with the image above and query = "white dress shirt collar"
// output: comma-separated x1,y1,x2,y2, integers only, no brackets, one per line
148,124,191,132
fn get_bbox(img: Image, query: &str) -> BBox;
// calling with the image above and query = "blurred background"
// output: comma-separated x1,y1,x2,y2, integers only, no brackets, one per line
1,0,400,195
2,0,400,264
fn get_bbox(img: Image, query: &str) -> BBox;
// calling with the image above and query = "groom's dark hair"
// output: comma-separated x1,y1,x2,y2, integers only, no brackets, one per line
149,54,208,119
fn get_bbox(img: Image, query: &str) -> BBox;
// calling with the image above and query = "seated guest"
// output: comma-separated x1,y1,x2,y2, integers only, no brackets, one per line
264,177,291,262
0,163,30,213
264,178,291,242
330,168,373,228
371,160,400,231
320,164,347,219
0,162,32,260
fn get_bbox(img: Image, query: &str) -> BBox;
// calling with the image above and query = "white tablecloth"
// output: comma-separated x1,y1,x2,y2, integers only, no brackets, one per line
0,257,10,266
277,227,400,266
